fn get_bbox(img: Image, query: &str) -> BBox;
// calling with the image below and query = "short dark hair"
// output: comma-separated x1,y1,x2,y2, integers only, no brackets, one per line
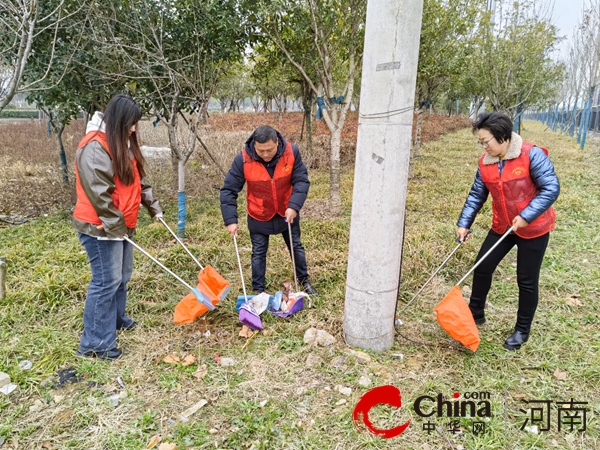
472,112,513,143
253,125,278,143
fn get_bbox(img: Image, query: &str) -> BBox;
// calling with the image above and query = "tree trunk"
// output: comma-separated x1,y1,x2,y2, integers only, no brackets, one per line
167,119,180,189
413,107,424,158
200,100,209,125
301,82,314,155
177,159,186,237
329,128,342,214
55,125,68,183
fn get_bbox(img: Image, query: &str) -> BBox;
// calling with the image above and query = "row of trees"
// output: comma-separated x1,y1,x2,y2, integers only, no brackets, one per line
1,0,565,225
550,0,600,148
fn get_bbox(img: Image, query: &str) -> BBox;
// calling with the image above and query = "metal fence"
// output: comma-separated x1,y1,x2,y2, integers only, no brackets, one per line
524,103,600,150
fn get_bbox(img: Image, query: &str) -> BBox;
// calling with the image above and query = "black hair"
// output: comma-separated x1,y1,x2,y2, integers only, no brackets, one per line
252,125,278,143
104,94,145,185
472,112,513,143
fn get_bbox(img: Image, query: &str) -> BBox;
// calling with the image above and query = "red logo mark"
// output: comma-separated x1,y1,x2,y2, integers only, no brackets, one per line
352,385,411,439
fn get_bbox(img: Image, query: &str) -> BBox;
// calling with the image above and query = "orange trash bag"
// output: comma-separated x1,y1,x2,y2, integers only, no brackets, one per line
433,226,514,352
173,266,231,324
434,286,480,352
156,218,231,325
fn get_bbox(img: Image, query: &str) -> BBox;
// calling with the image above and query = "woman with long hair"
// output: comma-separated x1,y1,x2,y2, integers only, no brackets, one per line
73,94,162,360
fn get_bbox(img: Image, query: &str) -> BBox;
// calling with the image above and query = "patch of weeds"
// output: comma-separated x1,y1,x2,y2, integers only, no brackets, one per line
276,336,304,352
102,431,146,450
156,370,182,391
582,314,598,324
171,422,210,447
77,360,113,384
223,400,291,449
135,410,159,434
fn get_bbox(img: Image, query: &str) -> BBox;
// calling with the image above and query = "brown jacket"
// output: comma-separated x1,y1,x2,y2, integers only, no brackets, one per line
72,140,162,238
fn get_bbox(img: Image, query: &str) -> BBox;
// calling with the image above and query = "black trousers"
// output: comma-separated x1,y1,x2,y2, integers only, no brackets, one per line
249,218,309,292
469,229,550,333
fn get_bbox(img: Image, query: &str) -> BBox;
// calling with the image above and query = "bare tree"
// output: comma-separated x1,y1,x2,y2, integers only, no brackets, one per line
260,0,366,214
88,0,246,236
0,0,84,111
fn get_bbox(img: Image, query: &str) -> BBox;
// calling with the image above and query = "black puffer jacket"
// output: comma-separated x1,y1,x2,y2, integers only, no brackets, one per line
220,131,310,234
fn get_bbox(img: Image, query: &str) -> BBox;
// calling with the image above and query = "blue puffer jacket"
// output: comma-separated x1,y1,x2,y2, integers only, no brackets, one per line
458,135,560,230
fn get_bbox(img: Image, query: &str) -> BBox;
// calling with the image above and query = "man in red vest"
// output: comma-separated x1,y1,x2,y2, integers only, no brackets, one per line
220,125,317,295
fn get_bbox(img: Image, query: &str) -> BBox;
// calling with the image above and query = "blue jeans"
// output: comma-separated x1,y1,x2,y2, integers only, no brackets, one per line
249,219,309,292
78,233,135,353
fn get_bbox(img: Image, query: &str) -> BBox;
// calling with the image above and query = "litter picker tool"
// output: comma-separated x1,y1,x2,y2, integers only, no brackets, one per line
396,232,470,326
233,233,264,331
287,219,312,308
124,236,214,310
233,233,248,305
287,220,299,293
434,226,515,352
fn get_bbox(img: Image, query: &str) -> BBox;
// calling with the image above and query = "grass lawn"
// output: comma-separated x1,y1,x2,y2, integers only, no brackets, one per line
0,121,598,449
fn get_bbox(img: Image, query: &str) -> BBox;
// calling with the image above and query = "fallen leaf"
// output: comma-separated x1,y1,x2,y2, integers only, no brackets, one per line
214,352,221,365
566,297,583,307
262,329,274,337
192,365,208,380
182,355,196,367
486,338,492,342
553,368,568,381
511,393,526,399
146,435,160,449
163,355,181,364
239,325,254,338
42,443,53,449
158,443,177,450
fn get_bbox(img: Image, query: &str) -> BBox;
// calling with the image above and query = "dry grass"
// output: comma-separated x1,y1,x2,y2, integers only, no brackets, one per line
2,119,598,449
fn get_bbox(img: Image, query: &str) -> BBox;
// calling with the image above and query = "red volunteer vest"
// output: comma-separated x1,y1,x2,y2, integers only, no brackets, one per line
243,142,295,221
479,141,556,239
73,131,142,229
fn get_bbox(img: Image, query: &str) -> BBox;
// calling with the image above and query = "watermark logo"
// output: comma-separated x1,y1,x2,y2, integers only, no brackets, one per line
414,391,492,418
352,385,411,439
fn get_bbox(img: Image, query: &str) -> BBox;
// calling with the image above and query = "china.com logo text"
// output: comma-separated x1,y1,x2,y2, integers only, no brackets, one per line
414,391,492,418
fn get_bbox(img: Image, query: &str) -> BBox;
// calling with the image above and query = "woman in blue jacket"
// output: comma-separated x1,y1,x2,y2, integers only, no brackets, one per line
457,112,560,350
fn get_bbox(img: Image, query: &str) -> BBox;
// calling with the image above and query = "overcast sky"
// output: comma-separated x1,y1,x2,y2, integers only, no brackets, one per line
552,0,586,57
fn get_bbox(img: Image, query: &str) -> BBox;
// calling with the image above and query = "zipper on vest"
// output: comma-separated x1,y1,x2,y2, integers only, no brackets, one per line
271,179,278,212
498,176,511,230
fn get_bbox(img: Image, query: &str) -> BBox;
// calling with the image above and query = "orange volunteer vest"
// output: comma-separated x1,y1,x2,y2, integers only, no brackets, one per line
73,131,142,229
478,141,556,239
242,142,295,221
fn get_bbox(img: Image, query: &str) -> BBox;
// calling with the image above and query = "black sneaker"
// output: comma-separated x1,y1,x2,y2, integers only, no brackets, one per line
302,282,318,296
75,348,122,361
118,321,137,331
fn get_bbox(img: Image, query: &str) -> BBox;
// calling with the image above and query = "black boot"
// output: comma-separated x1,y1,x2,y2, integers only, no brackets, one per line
302,281,318,296
472,314,486,326
503,330,529,350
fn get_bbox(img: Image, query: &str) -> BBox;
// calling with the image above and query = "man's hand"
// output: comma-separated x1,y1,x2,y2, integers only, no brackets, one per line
456,227,471,244
226,223,238,237
512,215,528,231
285,208,297,224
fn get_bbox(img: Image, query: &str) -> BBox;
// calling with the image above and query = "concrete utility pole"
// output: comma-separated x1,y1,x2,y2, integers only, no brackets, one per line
343,0,424,352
